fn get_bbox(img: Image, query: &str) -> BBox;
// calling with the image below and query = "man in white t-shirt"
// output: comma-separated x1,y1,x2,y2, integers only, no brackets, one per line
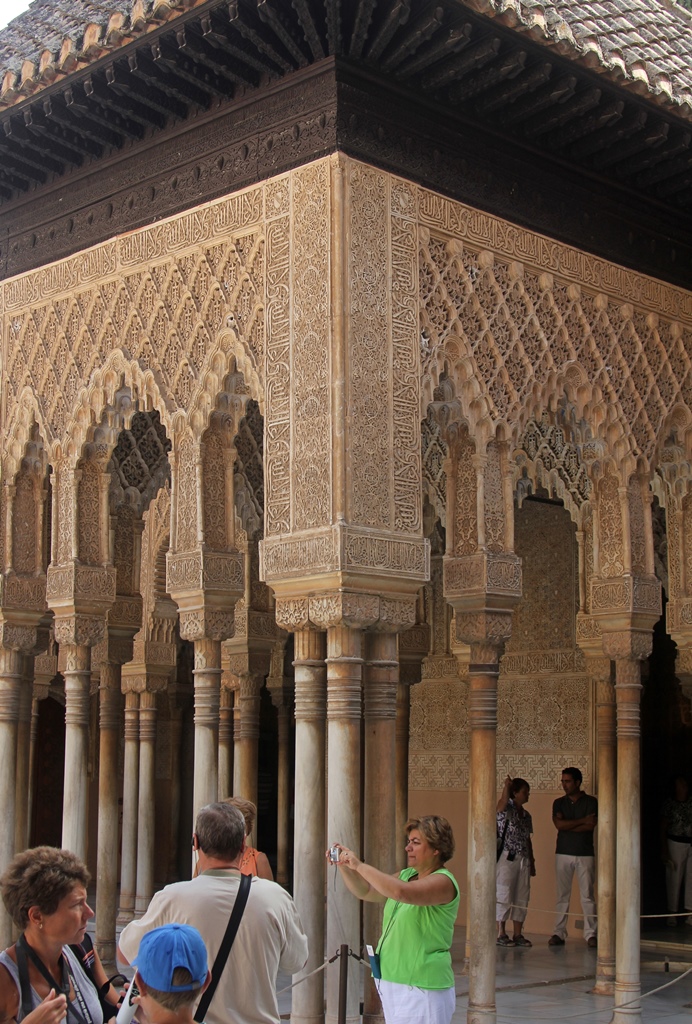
118,803,308,1024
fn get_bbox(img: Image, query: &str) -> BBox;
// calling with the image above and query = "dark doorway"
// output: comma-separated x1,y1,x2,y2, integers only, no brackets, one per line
641,599,692,922
32,694,65,847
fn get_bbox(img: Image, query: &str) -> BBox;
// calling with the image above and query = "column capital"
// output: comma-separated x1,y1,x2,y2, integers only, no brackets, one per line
53,614,106,649
601,629,653,663
166,549,243,643
275,591,417,632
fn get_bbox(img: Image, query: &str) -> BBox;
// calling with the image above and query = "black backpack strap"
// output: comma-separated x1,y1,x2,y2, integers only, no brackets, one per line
194,873,251,1023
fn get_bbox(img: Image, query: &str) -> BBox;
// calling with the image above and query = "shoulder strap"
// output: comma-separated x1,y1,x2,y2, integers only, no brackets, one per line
193,873,251,1023
496,811,510,860
15,938,35,1021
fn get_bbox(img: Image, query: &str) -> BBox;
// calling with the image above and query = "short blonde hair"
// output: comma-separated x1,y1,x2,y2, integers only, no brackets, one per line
142,968,203,1012
406,816,455,864
223,797,256,836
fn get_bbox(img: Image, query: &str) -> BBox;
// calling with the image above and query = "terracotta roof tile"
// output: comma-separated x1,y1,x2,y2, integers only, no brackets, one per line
0,0,196,108
0,0,691,121
468,0,692,121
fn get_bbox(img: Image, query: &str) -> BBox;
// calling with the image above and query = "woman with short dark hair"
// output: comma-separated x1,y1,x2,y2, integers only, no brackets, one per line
0,846,118,1024
330,816,459,1024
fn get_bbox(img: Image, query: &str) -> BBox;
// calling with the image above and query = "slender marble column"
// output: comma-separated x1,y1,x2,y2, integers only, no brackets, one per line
326,625,362,1024
612,657,643,1024
14,657,33,853
135,689,157,916
193,638,221,816
28,693,40,839
363,633,398,1024
467,645,500,1024
117,691,139,924
395,680,410,871
218,685,233,800
96,665,122,964
62,644,91,861
275,697,291,886
235,672,261,809
594,674,617,995
0,647,22,947
290,629,327,1024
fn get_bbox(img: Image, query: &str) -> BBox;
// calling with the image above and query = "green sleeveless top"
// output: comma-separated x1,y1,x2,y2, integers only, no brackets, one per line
375,867,459,989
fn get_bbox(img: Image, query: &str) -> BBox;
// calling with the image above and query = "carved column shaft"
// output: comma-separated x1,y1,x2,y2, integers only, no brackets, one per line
136,689,157,917
595,674,616,995
467,645,500,1024
62,643,91,862
613,656,643,1024
291,629,327,1024
96,664,122,965
14,656,33,854
193,638,221,817
118,690,139,924
0,647,22,948
218,685,234,800
275,699,291,887
235,673,262,813
326,624,362,1024
363,632,398,1024
395,680,410,872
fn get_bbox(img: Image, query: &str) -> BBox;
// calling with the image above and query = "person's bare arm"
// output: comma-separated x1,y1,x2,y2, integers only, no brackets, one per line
336,846,456,906
497,775,512,813
329,848,386,903
256,851,274,881
0,962,67,1024
91,945,123,1009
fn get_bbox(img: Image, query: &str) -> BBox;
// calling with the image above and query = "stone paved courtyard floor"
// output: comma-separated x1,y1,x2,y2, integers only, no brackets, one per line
105,910,692,1023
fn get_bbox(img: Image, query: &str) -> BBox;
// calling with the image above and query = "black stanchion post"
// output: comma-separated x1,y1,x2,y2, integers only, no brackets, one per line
338,945,348,1024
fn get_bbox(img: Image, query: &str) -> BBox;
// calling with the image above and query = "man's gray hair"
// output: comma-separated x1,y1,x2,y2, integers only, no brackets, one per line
195,802,246,860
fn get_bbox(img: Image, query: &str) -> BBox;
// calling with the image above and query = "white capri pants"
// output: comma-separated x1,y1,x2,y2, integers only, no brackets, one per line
377,980,456,1024
496,850,531,923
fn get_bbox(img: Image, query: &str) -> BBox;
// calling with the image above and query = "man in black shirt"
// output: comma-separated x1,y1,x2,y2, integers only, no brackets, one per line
548,766,598,947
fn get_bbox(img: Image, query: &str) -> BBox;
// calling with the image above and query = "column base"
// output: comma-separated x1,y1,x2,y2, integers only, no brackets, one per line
363,1012,384,1024
116,905,135,926
290,1015,325,1024
467,1003,496,1023
593,980,615,996
96,939,116,968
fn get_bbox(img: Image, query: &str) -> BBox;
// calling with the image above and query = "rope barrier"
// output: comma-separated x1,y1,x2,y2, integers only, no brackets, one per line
278,941,692,1020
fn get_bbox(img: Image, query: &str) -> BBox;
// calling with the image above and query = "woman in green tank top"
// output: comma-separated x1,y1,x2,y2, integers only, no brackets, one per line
330,815,459,1024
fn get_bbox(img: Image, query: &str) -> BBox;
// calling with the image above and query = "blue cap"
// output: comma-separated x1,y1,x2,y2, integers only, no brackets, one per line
132,924,208,992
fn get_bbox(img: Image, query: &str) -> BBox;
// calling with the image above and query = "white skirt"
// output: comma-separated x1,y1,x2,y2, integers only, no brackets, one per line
377,979,456,1024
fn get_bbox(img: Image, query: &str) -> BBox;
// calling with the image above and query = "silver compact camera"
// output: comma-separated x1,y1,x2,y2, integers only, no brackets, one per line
329,845,340,863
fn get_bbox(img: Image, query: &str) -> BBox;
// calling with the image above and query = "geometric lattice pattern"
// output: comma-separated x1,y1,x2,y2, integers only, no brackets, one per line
420,231,692,460
5,220,264,445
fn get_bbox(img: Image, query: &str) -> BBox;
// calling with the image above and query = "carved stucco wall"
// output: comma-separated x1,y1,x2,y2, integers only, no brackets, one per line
410,500,591,792
2,152,691,506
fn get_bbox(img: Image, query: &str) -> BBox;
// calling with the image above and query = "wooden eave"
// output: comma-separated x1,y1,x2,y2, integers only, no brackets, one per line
0,0,690,262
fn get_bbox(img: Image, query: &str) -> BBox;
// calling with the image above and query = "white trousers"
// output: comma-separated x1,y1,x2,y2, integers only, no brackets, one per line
496,850,531,923
553,853,597,940
665,839,692,913
378,980,456,1024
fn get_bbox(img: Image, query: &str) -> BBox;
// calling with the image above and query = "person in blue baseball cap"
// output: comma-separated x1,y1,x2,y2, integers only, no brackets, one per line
131,924,210,1024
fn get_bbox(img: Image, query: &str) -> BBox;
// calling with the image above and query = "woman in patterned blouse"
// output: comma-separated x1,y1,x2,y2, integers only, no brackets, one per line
496,776,535,947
